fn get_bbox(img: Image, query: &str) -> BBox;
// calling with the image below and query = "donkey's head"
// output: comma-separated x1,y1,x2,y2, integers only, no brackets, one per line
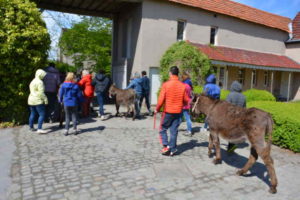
109,84,117,98
191,94,213,115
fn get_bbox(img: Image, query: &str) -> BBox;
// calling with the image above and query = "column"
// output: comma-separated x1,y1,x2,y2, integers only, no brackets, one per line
270,71,274,94
250,70,254,89
287,72,292,101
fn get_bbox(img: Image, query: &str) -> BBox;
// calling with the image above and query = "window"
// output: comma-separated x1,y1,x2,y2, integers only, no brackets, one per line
219,67,225,88
252,70,257,86
210,26,218,45
177,20,186,41
264,71,270,86
237,68,245,85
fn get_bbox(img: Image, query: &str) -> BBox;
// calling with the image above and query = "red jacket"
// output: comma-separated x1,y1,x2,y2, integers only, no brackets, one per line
78,74,95,97
156,75,189,114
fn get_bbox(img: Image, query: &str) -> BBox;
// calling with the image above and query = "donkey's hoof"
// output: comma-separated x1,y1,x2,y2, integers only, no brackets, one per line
213,159,222,165
208,152,213,158
269,186,277,194
236,169,245,176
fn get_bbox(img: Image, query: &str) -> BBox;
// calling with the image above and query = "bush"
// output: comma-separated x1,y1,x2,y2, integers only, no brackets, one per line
243,89,275,102
0,0,50,123
160,41,211,85
55,61,76,73
248,101,300,153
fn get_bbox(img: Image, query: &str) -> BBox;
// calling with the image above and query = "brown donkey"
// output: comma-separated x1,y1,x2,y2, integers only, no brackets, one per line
109,84,136,120
192,94,277,193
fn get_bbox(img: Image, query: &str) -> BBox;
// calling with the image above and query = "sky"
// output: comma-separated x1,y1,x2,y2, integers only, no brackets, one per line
232,0,300,19
43,1,300,60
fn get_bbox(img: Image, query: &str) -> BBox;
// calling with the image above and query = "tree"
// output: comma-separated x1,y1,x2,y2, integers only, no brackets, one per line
160,41,211,85
59,17,112,73
0,0,50,123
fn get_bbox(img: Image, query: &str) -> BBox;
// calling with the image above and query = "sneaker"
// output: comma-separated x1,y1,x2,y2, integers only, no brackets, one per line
63,130,69,136
200,128,208,132
29,128,36,132
37,129,47,134
183,131,192,137
100,115,105,120
227,143,238,153
161,146,170,155
74,129,81,135
170,149,178,157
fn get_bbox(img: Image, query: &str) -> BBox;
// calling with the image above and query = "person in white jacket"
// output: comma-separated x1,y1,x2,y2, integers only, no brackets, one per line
28,69,48,134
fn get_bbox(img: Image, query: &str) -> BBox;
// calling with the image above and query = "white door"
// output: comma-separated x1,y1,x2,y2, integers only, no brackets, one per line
150,68,160,105
280,72,289,99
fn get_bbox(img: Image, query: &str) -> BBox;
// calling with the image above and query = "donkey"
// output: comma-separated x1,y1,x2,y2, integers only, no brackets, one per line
192,94,277,194
109,84,136,120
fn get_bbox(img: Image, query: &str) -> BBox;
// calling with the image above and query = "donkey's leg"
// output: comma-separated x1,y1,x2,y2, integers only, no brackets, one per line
237,147,258,176
211,132,222,164
115,104,120,117
208,134,214,158
132,104,136,121
258,148,278,194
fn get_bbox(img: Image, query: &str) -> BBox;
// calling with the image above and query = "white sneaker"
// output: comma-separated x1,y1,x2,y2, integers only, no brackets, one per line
37,129,47,134
200,128,208,132
100,115,105,120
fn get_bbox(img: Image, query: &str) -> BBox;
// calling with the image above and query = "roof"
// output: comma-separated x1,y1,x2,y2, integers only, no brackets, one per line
292,12,300,39
168,0,291,33
190,42,300,70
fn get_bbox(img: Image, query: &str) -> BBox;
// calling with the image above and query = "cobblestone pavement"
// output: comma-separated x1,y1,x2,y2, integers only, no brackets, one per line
2,105,300,200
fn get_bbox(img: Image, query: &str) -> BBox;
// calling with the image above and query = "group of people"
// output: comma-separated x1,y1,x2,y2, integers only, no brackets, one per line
28,63,245,154
28,63,110,135
156,66,246,156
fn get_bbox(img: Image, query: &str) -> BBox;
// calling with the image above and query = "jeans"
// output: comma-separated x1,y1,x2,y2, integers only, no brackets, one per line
183,109,192,132
204,117,209,129
135,94,142,117
96,92,105,116
159,113,182,152
139,92,151,112
64,106,78,130
29,104,45,129
45,92,58,121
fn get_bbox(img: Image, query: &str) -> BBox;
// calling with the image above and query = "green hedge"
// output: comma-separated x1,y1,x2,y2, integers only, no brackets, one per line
243,89,276,102
248,101,300,153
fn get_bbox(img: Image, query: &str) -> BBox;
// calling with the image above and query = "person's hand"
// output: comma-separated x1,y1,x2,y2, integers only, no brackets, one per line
154,110,158,114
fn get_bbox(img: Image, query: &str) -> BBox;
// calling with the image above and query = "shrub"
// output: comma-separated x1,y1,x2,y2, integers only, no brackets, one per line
160,41,211,85
248,101,300,153
0,0,50,123
243,89,275,102
55,61,76,73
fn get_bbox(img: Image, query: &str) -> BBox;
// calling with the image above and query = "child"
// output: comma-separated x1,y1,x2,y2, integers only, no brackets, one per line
201,74,220,132
182,72,193,136
59,72,84,136
226,80,246,153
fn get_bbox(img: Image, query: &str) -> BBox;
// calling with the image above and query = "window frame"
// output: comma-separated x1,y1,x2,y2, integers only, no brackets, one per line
210,26,218,45
177,20,186,41
237,68,245,85
252,70,257,86
264,71,270,87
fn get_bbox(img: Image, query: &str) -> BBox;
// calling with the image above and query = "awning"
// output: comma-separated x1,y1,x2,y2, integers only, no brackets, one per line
190,42,300,72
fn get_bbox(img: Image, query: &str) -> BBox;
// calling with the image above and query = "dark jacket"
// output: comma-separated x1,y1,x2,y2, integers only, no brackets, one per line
142,76,150,93
43,66,61,93
204,74,220,99
92,73,110,93
59,82,84,107
126,78,143,95
226,81,246,107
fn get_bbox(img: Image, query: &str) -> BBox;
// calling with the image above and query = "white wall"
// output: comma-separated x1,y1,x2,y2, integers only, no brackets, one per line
286,43,300,63
138,0,289,69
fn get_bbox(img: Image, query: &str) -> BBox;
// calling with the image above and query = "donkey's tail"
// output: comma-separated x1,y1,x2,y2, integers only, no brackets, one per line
266,114,274,149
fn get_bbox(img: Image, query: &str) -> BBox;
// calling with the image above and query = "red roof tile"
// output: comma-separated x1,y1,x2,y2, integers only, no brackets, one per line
293,12,300,39
190,42,300,69
167,0,291,32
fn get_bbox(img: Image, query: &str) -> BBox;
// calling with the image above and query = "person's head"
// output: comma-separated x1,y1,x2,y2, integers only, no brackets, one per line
65,72,75,82
49,62,55,68
133,72,141,79
82,70,89,76
169,66,179,76
181,71,190,81
35,69,46,80
141,71,147,76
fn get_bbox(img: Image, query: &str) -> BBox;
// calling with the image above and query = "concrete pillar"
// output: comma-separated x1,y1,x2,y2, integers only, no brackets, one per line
287,72,292,101
270,71,274,94
250,70,254,89
225,66,229,90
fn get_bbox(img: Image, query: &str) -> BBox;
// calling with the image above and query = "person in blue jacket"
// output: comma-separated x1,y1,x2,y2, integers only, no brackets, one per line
126,72,143,118
139,71,153,116
59,72,84,136
201,74,220,132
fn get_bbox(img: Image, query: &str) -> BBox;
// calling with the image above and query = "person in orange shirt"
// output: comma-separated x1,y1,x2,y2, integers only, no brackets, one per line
78,70,95,117
155,66,189,156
